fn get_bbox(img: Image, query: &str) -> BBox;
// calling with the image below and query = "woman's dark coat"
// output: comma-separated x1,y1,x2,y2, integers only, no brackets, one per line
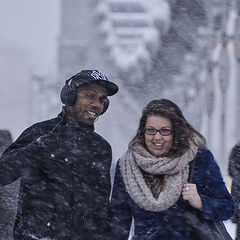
0,109,112,240
110,148,235,240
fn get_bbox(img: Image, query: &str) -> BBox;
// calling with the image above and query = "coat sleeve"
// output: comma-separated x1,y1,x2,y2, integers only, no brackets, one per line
196,149,235,221
0,123,53,185
110,161,132,240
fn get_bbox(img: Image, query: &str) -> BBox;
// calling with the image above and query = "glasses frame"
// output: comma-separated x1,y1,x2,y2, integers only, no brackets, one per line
144,127,173,136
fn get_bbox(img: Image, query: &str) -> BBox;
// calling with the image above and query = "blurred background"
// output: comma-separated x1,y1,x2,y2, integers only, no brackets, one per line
1,0,240,174
0,1,240,236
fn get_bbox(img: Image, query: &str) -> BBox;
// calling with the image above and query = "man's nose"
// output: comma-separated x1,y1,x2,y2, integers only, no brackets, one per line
90,97,102,108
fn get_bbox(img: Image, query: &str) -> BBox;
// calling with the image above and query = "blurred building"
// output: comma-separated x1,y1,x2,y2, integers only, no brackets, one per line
55,0,240,175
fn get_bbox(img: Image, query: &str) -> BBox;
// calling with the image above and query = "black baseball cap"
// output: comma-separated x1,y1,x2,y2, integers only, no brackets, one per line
69,70,119,96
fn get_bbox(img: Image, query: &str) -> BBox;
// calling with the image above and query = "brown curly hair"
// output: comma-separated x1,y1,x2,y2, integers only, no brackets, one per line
130,99,206,157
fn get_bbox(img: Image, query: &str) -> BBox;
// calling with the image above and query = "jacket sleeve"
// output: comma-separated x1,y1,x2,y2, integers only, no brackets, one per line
110,161,132,240
196,149,235,221
0,123,54,185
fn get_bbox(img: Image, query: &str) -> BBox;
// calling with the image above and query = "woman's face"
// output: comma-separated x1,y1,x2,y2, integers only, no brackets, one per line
144,116,173,157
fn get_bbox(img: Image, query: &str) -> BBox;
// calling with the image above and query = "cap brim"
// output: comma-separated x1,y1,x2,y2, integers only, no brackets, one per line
91,80,119,96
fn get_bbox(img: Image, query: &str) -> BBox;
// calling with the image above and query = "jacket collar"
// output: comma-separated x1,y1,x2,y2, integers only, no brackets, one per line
58,106,95,133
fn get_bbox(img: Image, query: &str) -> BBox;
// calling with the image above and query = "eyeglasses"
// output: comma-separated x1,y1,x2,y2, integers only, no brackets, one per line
145,127,173,136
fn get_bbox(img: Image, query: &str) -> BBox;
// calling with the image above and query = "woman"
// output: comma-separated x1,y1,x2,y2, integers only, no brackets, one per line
110,99,235,240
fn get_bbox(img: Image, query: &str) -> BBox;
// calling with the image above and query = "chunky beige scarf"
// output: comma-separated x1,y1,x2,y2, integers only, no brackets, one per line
119,142,198,212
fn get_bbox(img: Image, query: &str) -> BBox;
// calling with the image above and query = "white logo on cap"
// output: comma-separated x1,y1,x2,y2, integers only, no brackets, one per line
91,70,107,81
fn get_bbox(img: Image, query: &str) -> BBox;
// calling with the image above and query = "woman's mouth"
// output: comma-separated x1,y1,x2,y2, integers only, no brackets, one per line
153,143,164,149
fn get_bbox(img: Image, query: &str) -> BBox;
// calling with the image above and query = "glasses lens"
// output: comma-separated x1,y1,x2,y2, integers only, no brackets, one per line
145,127,156,135
145,127,172,136
160,128,172,136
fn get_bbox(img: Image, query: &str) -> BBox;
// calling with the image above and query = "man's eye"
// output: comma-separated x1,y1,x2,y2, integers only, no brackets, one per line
85,94,95,99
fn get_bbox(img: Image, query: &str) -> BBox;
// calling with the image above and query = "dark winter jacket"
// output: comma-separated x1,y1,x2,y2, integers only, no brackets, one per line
110,148,235,240
0,109,112,240
229,143,240,223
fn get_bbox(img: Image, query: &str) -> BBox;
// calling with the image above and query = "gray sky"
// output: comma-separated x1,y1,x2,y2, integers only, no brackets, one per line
0,0,60,73
0,0,60,139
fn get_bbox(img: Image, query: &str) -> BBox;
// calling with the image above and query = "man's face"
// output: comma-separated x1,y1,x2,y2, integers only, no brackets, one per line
68,84,107,125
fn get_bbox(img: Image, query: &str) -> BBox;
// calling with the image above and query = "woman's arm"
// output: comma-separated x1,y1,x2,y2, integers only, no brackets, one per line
110,161,132,240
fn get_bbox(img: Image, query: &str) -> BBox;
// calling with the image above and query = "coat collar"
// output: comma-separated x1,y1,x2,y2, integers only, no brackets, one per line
57,106,95,133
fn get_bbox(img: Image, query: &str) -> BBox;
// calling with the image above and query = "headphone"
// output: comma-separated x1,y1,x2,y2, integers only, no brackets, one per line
60,78,110,115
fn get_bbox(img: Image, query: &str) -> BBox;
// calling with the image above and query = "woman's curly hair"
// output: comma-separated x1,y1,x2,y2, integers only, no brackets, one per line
130,99,206,157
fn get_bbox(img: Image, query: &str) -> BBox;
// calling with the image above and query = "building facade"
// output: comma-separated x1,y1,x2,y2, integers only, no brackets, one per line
56,0,240,176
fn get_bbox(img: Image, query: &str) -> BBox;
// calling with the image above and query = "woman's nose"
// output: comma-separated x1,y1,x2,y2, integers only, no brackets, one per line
154,132,163,139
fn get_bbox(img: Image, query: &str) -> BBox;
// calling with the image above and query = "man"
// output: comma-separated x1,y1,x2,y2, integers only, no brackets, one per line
0,70,119,240
229,143,240,240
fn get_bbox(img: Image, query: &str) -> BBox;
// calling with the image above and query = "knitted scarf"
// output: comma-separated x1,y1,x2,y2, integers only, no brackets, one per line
119,142,198,212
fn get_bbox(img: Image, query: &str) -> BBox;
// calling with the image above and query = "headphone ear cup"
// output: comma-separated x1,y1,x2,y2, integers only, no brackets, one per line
60,84,77,106
100,98,110,115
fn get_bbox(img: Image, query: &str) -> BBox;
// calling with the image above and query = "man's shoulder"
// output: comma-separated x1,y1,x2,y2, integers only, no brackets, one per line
24,117,58,134
15,114,61,143
230,143,240,162
31,116,59,129
232,143,240,152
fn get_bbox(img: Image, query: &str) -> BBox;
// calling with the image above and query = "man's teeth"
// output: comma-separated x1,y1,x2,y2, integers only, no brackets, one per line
88,111,96,116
